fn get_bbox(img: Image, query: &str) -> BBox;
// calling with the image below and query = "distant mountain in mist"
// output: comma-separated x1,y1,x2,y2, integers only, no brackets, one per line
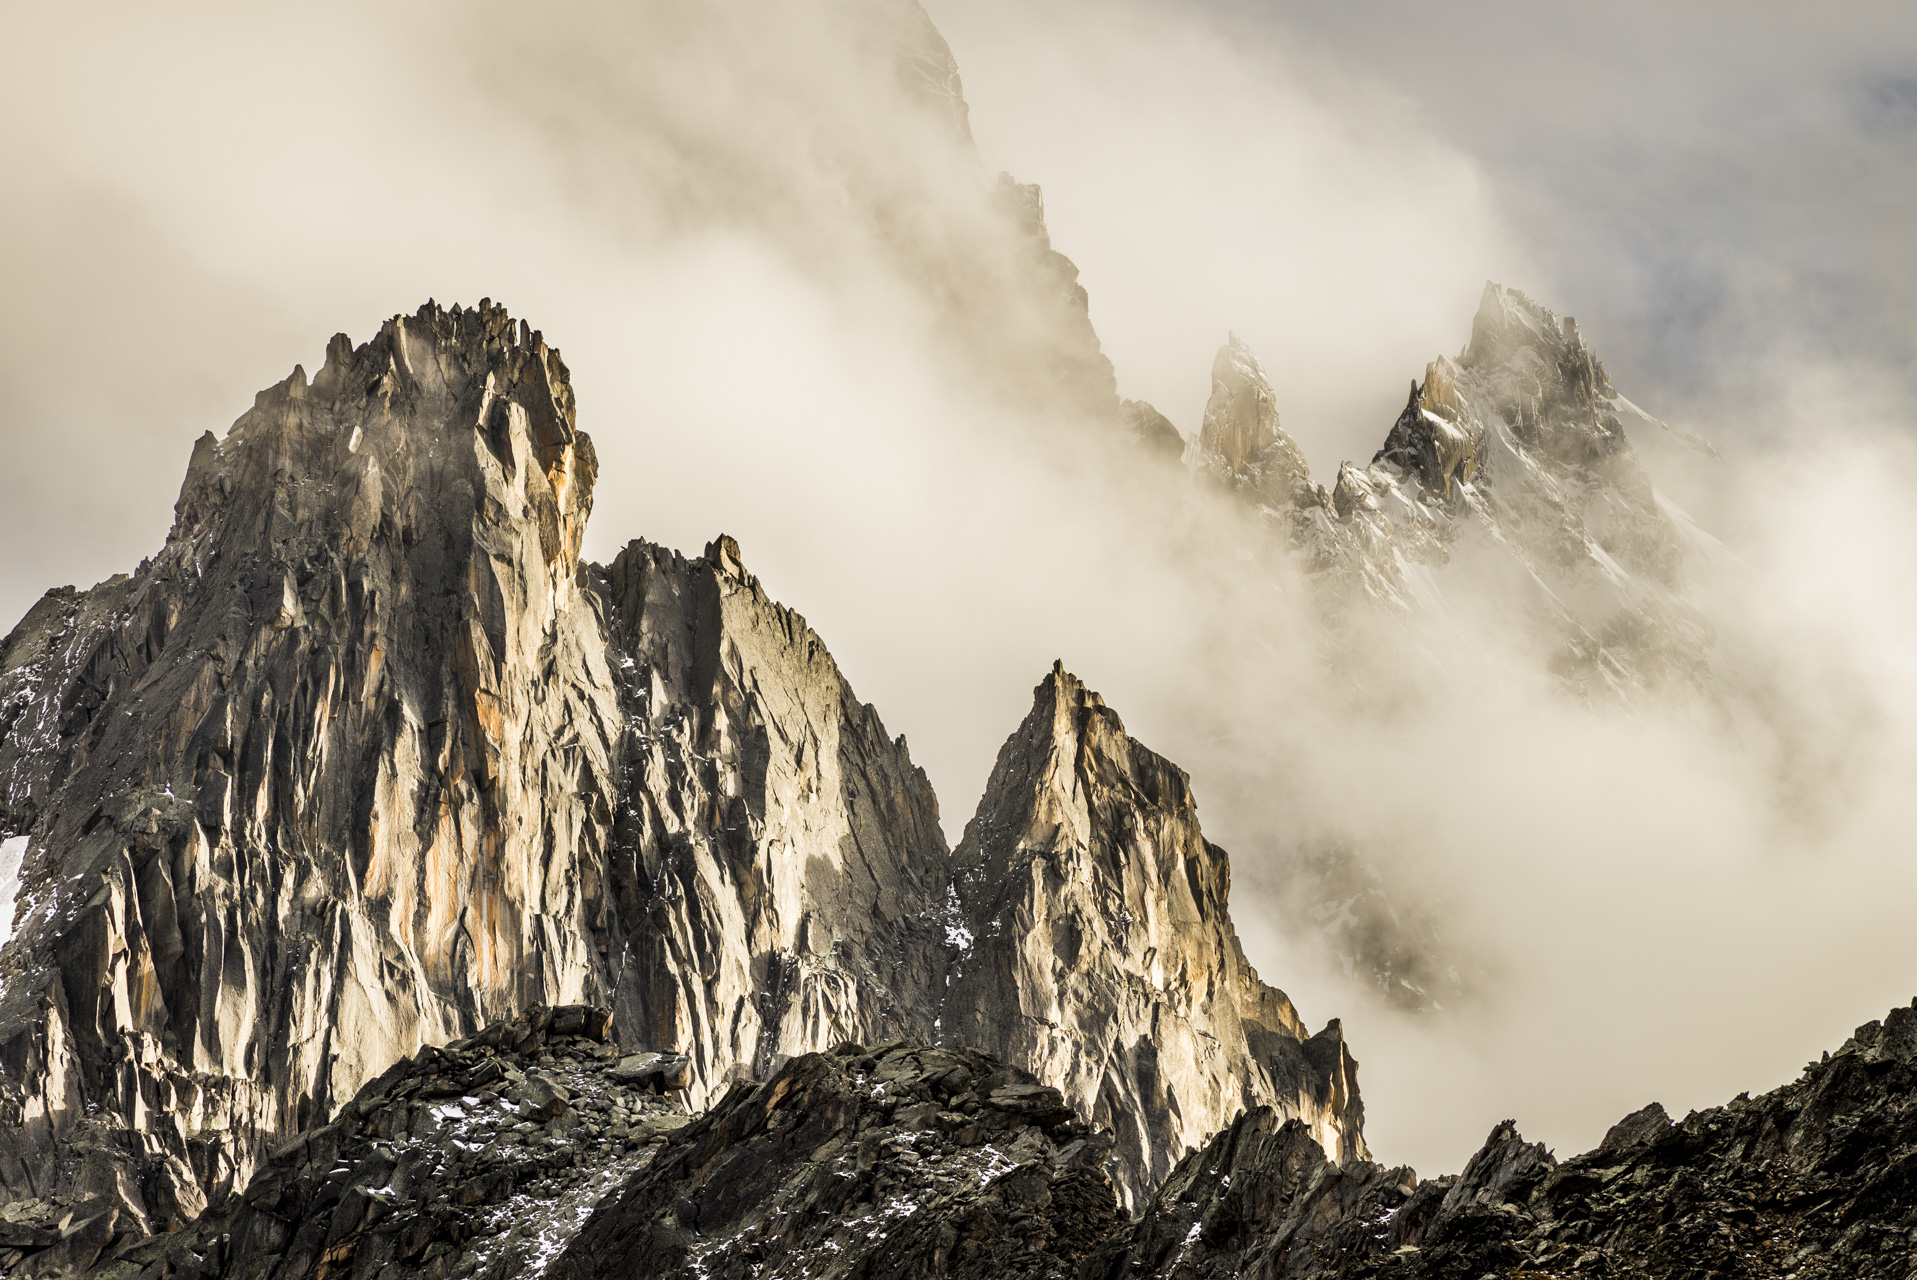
0,3,1910,1277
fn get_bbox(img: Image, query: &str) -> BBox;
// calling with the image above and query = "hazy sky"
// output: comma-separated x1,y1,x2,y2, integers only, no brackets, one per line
2,0,1914,1176
942,0,1917,459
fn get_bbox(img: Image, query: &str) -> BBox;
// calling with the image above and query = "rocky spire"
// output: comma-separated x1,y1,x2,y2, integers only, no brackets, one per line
592,535,952,1103
0,304,957,1248
1278,281,1705,694
941,664,1365,1208
0,301,625,1237
0,301,1367,1264
1195,335,1313,507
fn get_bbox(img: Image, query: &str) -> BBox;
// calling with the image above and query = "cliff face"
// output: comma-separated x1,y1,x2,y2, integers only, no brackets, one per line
0,302,623,1239
0,303,956,1254
592,536,951,1102
942,666,1365,1209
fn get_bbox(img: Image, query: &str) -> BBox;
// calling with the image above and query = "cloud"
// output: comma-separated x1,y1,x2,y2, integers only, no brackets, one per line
935,0,1531,470
2,0,1914,1184
1199,0,1917,441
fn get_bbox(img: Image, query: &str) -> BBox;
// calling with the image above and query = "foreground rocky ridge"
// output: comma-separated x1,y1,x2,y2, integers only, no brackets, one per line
77,1003,687,1280
551,1040,1120,1280
76,1001,1917,1279
1088,1000,1917,1279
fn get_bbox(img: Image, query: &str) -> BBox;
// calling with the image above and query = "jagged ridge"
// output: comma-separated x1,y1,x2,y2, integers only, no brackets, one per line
0,299,1358,1273
943,665,1364,1208
1087,1000,1917,1278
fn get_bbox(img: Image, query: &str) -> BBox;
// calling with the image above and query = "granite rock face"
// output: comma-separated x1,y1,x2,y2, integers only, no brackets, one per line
0,303,624,1246
942,666,1366,1208
77,1003,686,1280
550,1041,1121,1280
0,301,1368,1271
1087,1001,1917,1279
0,303,958,1259
591,536,953,1103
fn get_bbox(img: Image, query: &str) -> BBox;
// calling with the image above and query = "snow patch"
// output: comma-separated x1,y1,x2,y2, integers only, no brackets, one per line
942,882,974,952
0,836,25,953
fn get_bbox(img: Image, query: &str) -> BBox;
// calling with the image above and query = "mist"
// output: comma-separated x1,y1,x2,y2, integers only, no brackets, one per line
2,0,1914,1177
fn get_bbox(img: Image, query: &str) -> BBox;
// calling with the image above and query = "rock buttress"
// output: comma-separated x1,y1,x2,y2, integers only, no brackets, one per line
592,536,953,1106
940,665,1365,1208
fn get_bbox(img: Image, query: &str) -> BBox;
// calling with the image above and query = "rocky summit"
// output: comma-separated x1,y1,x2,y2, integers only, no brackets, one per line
1186,282,1717,698
944,666,1364,1209
0,298,1353,1274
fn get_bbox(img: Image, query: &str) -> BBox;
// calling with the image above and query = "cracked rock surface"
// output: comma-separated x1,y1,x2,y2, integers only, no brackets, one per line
0,297,1363,1270
591,535,953,1103
942,666,1366,1209
0,302,624,1254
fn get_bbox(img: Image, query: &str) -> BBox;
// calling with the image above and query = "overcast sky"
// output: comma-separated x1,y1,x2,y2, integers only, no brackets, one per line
942,0,1917,458
5,3,1912,626
2,1,1914,1176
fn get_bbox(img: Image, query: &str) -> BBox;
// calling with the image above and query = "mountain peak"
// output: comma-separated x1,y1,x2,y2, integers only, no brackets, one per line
943,665,1365,1207
1197,334,1312,504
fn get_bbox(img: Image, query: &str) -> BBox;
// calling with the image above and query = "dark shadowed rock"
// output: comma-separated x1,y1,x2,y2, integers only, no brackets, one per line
78,1000,1917,1279
77,1004,687,1280
1089,999,1917,1279
548,1041,1120,1280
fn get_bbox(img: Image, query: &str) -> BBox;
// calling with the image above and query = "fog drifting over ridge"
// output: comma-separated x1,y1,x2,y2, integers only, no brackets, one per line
2,0,1915,1177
